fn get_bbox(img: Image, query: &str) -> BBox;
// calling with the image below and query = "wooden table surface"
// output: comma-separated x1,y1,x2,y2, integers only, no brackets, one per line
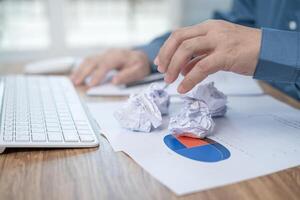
0,64,299,200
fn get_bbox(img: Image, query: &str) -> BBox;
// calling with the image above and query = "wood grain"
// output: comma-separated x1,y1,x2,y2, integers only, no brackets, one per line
0,64,299,200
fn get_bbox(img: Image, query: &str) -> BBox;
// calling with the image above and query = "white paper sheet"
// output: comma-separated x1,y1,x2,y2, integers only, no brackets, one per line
202,71,264,96
87,97,299,195
87,71,263,97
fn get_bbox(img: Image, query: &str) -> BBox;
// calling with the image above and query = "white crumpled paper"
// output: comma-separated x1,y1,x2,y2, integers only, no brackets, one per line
145,83,170,115
114,81,226,137
169,99,214,138
114,83,170,132
168,82,227,138
185,82,227,117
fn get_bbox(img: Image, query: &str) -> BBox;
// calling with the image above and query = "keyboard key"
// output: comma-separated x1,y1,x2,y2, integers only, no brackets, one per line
4,127,13,133
31,119,44,124
60,117,73,122
16,135,30,142
5,124,13,129
16,130,30,136
48,134,63,142
62,127,76,131
64,134,79,142
16,126,29,131
3,135,13,141
46,122,59,127
79,135,95,142
63,130,77,135
47,127,61,132
32,134,46,142
16,122,28,126
45,119,59,123
78,130,92,135
60,121,74,126
31,124,44,129
32,128,45,133
4,130,14,136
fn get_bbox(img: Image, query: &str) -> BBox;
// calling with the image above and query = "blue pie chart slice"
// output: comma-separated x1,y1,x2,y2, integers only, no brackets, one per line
164,134,230,162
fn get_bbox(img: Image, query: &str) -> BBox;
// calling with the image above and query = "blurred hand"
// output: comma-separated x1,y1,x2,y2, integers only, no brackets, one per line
71,49,151,87
155,20,262,94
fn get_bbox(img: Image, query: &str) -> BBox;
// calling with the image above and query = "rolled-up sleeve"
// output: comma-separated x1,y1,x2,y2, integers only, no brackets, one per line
254,28,300,84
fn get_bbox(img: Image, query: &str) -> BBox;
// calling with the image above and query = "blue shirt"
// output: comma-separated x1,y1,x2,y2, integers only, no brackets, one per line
137,0,300,101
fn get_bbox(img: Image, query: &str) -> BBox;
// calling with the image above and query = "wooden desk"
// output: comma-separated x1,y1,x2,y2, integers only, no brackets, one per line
0,64,299,200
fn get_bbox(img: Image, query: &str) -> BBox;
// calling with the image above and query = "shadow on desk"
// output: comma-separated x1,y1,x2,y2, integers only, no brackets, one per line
4,147,98,156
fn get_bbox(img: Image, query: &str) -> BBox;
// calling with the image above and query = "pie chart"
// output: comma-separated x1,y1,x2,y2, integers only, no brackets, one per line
163,134,230,162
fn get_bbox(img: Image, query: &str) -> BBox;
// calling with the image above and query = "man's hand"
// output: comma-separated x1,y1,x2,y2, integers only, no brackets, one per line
71,49,151,87
154,20,262,93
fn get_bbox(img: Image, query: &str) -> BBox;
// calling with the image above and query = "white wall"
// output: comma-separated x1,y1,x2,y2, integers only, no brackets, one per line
0,0,233,64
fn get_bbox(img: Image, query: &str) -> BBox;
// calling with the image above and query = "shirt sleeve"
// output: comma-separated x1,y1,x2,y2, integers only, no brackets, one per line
254,28,300,83
253,28,300,100
134,32,171,73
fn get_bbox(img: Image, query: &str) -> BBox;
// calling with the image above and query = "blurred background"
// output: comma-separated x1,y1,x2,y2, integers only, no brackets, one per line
0,0,232,64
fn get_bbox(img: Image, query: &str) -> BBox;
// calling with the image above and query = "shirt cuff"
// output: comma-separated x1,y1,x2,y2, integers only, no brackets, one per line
254,28,300,83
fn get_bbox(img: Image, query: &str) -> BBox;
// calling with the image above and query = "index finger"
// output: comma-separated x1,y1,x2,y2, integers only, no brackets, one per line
155,22,210,73
178,53,222,93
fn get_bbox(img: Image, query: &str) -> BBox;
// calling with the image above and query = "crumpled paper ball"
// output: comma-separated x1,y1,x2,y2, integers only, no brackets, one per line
185,82,227,117
168,82,227,138
168,99,214,138
114,83,170,132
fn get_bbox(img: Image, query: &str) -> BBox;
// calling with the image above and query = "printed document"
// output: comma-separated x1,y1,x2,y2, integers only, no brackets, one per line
87,96,299,195
87,72,263,96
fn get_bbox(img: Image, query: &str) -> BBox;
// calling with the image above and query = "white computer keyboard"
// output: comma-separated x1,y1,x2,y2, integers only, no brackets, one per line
0,76,99,153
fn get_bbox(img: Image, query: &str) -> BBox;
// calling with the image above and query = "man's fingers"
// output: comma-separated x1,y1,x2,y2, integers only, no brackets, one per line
181,55,205,76
164,36,214,83
71,59,98,85
112,65,145,85
178,54,221,94
88,65,109,87
70,60,91,83
156,22,210,73
75,51,128,87
87,57,127,87
70,64,82,81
